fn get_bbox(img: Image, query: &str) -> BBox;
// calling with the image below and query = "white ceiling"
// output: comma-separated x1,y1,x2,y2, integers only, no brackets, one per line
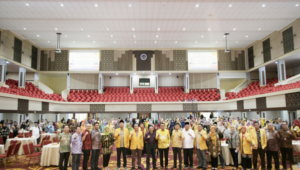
0,0,300,49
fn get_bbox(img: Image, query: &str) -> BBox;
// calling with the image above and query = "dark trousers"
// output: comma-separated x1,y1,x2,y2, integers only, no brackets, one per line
159,148,169,167
172,147,182,168
91,149,100,170
266,150,279,170
37,137,40,144
142,143,146,155
72,154,81,170
117,147,127,168
280,147,294,169
218,149,225,167
103,154,111,167
59,152,70,170
82,150,90,170
211,156,218,168
229,148,239,168
253,148,266,169
146,144,157,169
3,137,7,144
132,149,142,168
183,148,193,167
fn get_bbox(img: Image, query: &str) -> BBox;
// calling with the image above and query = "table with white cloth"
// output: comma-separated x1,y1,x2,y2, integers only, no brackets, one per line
40,143,72,166
4,138,37,155
40,133,57,143
0,144,4,155
292,140,300,152
207,143,241,165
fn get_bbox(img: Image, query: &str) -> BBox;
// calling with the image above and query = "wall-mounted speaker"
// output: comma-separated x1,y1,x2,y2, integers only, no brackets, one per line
110,77,111,79
177,76,178,78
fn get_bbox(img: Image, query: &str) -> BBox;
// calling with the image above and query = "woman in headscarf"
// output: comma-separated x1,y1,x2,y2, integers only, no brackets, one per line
261,118,266,128
20,122,27,130
81,120,86,132
56,120,63,130
101,126,115,170
217,122,225,133
144,119,149,131
46,122,55,133
207,126,220,170
239,126,252,170
291,120,300,137
107,120,114,133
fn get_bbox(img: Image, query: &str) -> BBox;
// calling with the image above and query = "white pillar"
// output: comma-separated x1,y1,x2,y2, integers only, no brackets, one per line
0,59,7,82
281,110,289,122
130,73,134,93
277,59,286,81
67,73,71,89
155,73,158,93
18,67,26,87
259,66,266,86
216,73,220,89
0,113,3,120
185,73,189,93
98,73,103,93
34,73,39,81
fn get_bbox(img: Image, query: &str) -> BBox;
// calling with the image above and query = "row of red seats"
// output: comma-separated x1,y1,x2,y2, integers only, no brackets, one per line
0,79,65,102
225,78,300,100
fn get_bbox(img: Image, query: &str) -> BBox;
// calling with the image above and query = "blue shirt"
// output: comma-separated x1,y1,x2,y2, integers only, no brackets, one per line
71,132,83,154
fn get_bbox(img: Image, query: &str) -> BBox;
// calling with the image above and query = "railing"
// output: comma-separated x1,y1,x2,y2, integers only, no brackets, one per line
33,81,54,94
0,82,8,88
61,89,70,101
275,74,300,86
229,79,252,93
219,89,226,100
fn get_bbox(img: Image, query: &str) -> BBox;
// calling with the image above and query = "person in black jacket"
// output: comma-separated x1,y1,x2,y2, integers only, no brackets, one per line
1,123,10,144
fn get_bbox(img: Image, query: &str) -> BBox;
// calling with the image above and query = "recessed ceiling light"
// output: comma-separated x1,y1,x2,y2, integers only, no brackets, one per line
183,28,185,31
88,35,90,37
229,4,232,7
157,28,160,31
201,35,203,38
215,41,218,43
132,28,135,31
143,71,145,74
106,28,109,31
116,73,118,75
246,35,248,37
208,28,211,31
73,41,75,43
262,4,265,7
155,41,157,43
156,35,159,38
47,41,50,43
134,41,136,43
129,4,132,7
133,35,136,37
223,35,225,38
55,28,57,30
151,73,153,75
296,4,299,7
196,4,199,8
23,28,26,30
236,41,238,43
81,28,83,31
233,28,236,31
26,4,29,6
134,73,136,75
95,4,98,7
6,61,9,64
65,35,67,37
93,41,95,43
37,35,39,37
169,73,171,75
275,61,278,64
175,41,177,43
195,41,198,43
114,41,116,43
110,35,113,38
61,4,64,7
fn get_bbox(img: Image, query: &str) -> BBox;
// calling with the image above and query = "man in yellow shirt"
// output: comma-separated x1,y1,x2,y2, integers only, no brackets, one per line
156,123,170,169
195,124,208,170
171,123,185,170
114,120,129,170
129,124,144,170
251,121,267,170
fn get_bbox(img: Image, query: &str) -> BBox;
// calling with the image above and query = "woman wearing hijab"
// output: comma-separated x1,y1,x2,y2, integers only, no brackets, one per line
101,126,115,170
57,120,63,130
226,126,239,170
46,122,55,133
20,122,27,130
207,126,220,170
240,126,252,170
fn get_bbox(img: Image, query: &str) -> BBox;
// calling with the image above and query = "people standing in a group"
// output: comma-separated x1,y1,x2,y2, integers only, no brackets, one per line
279,121,296,170
182,122,195,169
195,124,207,170
171,123,184,170
91,122,102,170
266,123,280,170
56,126,72,170
207,126,220,170
115,120,129,170
101,126,115,170
129,124,144,170
274,118,282,131
226,126,239,170
156,123,170,169
82,124,92,170
240,126,252,170
145,125,158,170
251,121,267,170
71,127,83,170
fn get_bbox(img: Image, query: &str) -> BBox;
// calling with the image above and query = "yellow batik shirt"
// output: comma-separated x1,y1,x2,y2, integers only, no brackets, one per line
155,129,170,149
171,130,185,148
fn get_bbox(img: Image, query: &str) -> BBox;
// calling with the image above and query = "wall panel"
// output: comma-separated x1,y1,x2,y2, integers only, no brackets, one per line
189,73,217,89
70,74,98,89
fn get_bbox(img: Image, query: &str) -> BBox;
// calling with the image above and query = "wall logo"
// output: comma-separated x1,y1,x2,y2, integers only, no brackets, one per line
140,54,147,60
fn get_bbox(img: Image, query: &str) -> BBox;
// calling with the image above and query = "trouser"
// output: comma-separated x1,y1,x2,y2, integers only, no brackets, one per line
183,148,193,167
82,150,91,170
146,144,157,169
59,152,70,170
211,156,218,168
253,148,265,169
218,149,225,167
172,147,182,168
91,149,100,170
72,154,81,170
142,143,147,155
159,148,169,167
132,149,142,168
196,149,207,168
103,154,111,167
266,150,279,170
37,137,40,144
280,147,294,169
117,147,127,168
229,148,239,168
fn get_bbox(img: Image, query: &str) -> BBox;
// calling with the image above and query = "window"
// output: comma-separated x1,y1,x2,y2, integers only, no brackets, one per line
139,78,150,86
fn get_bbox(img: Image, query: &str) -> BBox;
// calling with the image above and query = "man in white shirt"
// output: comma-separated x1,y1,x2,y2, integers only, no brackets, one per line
182,122,195,169
30,122,42,143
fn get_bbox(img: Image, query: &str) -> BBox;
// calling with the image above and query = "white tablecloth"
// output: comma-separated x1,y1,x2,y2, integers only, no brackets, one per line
292,141,300,152
41,134,57,143
0,144,4,155
40,143,72,166
5,138,37,155
207,143,242,165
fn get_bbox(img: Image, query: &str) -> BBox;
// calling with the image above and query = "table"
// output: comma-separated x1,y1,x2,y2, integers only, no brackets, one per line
41,133,57,143
0,144,4,155
292,141,300,152
40,143,72,166
5,138,37,155
207,143,241,165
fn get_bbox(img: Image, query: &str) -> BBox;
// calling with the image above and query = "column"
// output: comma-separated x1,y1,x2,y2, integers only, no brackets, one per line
216,73,220,89
277,59,286,81
0,59,7,82
0,113,3,120
67,73,70,89
98,73,103,93
19,67,26,87
130,73,134,93
34,73,39,81
155,73,158,93
259,66,266,86
185,73,189,93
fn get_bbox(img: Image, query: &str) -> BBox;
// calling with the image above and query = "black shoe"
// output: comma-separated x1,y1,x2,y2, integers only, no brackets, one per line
196,166,202,169
179,167,182,170
170,167,177,169
153,167,158,170
184,166,189,169
138,167,143,170
131,168,135,170
165,167,168,170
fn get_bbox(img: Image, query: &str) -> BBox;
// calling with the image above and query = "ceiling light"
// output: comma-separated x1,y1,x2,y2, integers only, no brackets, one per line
208,28,211,31
5,61,9,64
114,41,116,43
236,41,238,43
23,28,26,30
258,28,261,30
61,4,64,7
183,28,185,31
116,73,118,75
37,35,39,37
134,73,136,75
195,41,198,43
169,73,171,75
134,41,136,43
233,28,236,31
275,61,278,64
296,4,299,7
26,3,29,6
133,35,136,37
93,41,95,43
223,35,226,38
175,41,177,43
88,35,90,37
106,28,109,31
110,35,113,38
129,4,132,7
201,35,203,38
215,41,218,43
55,28,57,30
156,35,158,38
143,71,145,74
132,28,135,31
262,4,265,7
95,4,98,7
48,41,50,43
229,4,232,7
65,35,67,37
151,73,153,75
81,28,83,31
246,35,248,37
155,41,157,43
157,28,160,31
196,4,199,8
73,41,75,43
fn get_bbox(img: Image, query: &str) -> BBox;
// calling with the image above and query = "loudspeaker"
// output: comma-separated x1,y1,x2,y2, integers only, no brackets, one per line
110,77,111,79
177,76,178,78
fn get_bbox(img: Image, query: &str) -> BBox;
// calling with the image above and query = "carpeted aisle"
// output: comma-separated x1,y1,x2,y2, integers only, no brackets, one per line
1,145,291,170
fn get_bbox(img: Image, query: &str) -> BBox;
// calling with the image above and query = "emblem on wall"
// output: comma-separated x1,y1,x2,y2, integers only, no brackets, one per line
140,53,147,60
